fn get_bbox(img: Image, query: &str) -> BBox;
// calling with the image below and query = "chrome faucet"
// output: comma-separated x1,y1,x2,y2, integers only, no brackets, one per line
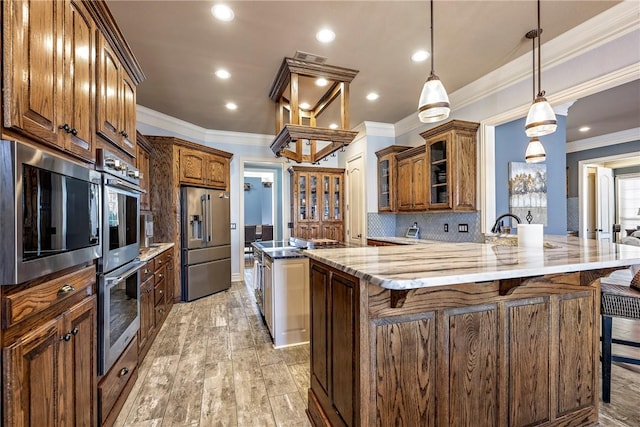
491,213,522,234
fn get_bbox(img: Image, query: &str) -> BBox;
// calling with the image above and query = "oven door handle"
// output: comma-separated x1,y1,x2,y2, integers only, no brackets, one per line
105,261,147,283
105,178,144,194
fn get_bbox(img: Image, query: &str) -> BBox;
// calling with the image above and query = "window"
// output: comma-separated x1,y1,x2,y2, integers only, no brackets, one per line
616,173,640,232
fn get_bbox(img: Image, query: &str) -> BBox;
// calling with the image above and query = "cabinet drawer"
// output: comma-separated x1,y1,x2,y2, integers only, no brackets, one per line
2,265,95,328
140,261,154,283
155,303,167,322
154,277,166,306
99,336,138,421
154,251,171,271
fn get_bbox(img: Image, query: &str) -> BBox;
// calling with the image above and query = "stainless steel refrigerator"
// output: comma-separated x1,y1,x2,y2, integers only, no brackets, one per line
181,187,231,301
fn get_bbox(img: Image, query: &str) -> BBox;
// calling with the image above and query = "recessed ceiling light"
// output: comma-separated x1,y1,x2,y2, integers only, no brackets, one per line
215,69,231,79
329,123,338,129
366,92,379,101
411,50,429,62
299,102,311,110
211,4,234,22
316,28,335,43
225,102,237,110
579,126,591,132
315,78,328,87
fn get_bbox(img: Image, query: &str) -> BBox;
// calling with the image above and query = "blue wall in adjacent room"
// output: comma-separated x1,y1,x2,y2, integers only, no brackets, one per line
494,116,568,235
244,177,263,225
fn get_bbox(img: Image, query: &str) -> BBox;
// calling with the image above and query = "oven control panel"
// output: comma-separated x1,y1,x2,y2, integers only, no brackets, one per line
95,148,141,186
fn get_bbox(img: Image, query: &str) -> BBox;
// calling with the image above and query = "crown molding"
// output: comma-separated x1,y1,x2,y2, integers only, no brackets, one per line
136,105,273,146
553,101,576,116
566,127,640,153
394,1,640,137
363,121,395,138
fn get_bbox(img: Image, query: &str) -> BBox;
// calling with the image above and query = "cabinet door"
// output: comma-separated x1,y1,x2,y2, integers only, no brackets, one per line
452,132,477,211
96,34,122,147
120,73,137,156
411,155,427,210
138,276,155,354
179,148,206,185
297,173,309,221
397,159,412,211
3,317,62,427
165,251,175,305
3,0,64,147
378,157,392,212
137,145,151,211
62,0,95,161
206,155,228,189
264,259,274,333
309,174,319,222
427,138,451,209
61,295,97,427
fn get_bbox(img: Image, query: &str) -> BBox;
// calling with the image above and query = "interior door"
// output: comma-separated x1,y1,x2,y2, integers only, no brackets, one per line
595,167,614,242
346,155,364,246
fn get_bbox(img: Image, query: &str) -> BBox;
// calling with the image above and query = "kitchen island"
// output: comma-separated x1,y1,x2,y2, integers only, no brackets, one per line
303,236,640,427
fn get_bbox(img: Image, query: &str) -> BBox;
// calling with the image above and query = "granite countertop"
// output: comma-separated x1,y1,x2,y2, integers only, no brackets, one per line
138,242,175,262
367,236,442,245
264,249,307,260
305,235,640,290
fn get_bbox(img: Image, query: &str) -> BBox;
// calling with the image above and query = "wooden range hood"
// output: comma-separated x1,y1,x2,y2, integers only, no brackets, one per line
268,57,359,164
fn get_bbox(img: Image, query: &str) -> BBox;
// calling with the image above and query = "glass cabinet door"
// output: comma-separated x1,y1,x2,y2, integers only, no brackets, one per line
379,159,390,209
333,176,341,220
323,176,330,221
310,175,318,221
429,140,448,206
298,174,307,220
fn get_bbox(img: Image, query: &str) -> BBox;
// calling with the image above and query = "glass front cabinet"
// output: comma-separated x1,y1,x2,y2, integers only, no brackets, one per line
289,166,345,241
375,145,410,212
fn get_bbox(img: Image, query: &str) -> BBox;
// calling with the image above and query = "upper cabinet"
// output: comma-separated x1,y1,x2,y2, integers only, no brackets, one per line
396,146,427,212
178,147,231,190
2,0,145,162
420,120,479,211
376,145,410,212
3,0,95,161
96,33,136,156
136,131,152,212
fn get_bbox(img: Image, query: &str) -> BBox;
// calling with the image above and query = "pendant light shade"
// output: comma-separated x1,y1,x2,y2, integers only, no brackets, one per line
417,0,449,123
524,0,556,137
525,137,546,163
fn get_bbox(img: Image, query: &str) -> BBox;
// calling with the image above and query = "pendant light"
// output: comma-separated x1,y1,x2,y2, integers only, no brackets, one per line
525,137,546,163
524,0,557,137
418,0,450,123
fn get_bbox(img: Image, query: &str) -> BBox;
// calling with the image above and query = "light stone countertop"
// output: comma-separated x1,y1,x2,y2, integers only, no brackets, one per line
366,236,442,245
305,235,640,290
138,242,175,263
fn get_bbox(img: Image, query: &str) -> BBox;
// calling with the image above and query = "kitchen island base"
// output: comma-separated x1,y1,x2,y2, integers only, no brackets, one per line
306,259,621,427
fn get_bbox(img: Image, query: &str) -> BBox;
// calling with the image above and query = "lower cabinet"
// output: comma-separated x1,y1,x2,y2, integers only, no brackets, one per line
308,260,600,427
98,336,138,427
2,265,97,427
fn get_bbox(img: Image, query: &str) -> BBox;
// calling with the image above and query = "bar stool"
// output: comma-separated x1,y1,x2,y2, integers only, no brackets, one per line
600,269,640,403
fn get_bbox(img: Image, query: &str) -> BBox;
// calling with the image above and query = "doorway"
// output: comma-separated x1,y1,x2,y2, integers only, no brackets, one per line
346,154,365,246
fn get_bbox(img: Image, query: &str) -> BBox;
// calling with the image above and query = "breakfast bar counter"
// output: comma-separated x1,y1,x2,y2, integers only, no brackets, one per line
304,236,640,427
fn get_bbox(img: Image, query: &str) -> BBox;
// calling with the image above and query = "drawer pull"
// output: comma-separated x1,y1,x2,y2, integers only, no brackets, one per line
71,327,79,335
158,290,163,295
158,274,163,279
119,367,130,377
61,333,72,342
58,284,75,294
158,260,162,264
144,269,150,275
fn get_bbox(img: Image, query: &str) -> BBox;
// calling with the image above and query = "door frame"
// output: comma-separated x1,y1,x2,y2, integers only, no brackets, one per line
345,152,366,245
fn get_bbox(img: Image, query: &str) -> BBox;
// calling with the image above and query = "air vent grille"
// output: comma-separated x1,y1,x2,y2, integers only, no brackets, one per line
293,50,327,64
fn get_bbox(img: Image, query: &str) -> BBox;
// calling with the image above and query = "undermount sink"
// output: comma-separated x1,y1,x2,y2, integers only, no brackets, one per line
148,243,163,248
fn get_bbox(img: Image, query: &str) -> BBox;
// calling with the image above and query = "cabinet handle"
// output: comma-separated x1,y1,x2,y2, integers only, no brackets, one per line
158,259,162,264
71,327,79,335
120,130,128,138
58,284,75,294
144,269,150,274
158,274,163,279
159,290,163,295
61,333,72,342
59,123,71,132
119,367,130,377
70,128,78,136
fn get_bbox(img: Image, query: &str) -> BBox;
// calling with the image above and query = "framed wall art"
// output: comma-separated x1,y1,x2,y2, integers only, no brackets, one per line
509,162,547,226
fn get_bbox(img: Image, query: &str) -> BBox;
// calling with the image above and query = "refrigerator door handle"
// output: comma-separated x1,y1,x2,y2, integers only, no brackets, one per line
207,195,213,243
201,195,208,244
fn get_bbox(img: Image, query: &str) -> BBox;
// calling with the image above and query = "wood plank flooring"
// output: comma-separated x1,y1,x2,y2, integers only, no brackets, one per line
115,262,640,426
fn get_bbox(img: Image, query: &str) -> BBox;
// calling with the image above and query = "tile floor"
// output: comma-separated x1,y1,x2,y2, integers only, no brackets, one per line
115,263,640,427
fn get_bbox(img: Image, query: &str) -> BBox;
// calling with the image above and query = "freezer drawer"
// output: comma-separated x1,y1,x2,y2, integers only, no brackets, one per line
183,258,231,301
184,245,230,265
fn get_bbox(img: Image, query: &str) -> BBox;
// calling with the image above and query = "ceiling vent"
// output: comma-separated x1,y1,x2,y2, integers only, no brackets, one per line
293,51,327,64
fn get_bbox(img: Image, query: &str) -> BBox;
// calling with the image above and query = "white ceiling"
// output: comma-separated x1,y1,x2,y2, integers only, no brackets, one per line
107,1,630,137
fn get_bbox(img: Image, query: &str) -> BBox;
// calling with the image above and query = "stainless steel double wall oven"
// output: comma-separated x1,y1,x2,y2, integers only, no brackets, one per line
96,148,145,374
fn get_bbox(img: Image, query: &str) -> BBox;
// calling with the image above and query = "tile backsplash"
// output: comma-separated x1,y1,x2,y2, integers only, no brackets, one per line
368,211,482,242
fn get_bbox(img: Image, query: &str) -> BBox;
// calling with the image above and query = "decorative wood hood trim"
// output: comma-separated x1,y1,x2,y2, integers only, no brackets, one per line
270,124,357,164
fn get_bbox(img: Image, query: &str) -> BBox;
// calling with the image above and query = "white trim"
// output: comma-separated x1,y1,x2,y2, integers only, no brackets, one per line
553,101,576,116
363,121,396,138
566,128,640,153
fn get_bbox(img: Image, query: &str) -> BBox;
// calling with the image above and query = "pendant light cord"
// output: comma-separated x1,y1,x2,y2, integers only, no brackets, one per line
537,0,543,97
430,0,435,76
532,35,536,100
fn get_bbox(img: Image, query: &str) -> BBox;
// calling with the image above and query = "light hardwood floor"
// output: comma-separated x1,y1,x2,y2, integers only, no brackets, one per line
115,264,640,427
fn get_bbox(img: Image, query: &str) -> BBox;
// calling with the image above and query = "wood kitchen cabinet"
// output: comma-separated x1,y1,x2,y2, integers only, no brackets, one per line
289,166,345,241
308,258,601,427
3,0,96,162
375,145,410,212
96,32,137,156
178,146,230,190
396,145,427,212
2,264,97,427
420,120,479,211
137,132,152,212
